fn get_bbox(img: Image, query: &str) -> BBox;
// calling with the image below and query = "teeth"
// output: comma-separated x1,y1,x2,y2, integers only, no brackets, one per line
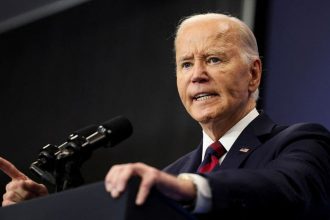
197,96,212,101
195,94,214,101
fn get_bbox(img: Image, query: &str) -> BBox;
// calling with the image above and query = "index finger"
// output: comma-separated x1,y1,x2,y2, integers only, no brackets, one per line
0,157,28,180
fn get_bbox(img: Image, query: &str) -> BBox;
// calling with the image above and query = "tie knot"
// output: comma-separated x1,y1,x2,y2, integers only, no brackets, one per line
198,141,227,173
206,141,226,159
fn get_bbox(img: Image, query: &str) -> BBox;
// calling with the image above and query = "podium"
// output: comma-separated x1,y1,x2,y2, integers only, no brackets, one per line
0,178,196,220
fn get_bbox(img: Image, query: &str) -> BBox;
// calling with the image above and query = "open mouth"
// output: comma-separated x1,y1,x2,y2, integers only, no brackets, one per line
193,93,218,101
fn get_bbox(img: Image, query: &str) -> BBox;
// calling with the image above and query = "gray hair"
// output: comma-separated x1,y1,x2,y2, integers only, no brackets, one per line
175,13,260,100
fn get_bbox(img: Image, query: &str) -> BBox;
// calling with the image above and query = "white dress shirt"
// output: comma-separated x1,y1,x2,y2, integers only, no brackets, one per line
178,108,259,213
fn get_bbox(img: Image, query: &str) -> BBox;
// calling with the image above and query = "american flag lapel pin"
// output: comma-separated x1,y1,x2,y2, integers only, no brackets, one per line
239,147,250,153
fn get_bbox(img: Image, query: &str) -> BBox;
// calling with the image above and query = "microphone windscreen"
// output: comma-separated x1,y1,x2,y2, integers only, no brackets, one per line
102,116,133,147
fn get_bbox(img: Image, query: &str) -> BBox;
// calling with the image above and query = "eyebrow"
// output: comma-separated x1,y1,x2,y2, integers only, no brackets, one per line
204,48,227,56
177,54,194,62
178,50,226,61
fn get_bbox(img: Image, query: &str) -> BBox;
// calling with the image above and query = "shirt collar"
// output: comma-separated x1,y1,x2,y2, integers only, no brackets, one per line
202,108,259,161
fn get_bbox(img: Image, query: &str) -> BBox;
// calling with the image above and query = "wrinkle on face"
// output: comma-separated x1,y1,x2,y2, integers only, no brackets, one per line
175,15,260,139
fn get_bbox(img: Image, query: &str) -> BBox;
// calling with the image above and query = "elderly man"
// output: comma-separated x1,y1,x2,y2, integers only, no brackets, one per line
1,13,330,219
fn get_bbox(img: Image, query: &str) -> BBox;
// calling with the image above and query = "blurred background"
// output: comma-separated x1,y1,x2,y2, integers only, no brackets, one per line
0,0,329,197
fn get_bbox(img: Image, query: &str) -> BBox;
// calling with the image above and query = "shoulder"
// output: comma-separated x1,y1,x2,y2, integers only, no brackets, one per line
257,122,330,163
247,115,330,163
274,122,330,142
252,113,330,143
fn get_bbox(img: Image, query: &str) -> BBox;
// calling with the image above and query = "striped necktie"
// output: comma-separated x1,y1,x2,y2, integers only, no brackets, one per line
198,141,227,173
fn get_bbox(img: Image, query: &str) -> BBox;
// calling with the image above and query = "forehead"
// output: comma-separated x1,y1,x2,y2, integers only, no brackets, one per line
175,18,240,56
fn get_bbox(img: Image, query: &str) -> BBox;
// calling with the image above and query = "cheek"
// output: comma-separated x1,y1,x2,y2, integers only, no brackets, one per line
176,77,187,101
225,84,248,100
224,72,251,97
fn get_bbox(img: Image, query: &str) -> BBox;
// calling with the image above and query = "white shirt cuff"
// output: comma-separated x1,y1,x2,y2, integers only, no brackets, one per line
177,173,212,213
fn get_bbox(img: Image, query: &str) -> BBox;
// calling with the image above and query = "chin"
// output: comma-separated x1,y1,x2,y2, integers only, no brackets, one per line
192,112,217,124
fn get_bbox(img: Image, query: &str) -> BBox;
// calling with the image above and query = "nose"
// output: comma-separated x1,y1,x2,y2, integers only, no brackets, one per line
191,61,209,83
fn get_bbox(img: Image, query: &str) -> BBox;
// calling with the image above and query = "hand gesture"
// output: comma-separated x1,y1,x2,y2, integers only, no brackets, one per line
0,157,48,206
105,162,196,205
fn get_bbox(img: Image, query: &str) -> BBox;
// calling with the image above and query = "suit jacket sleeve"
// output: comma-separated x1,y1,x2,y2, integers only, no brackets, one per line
164,114,330,219
202,123,330,219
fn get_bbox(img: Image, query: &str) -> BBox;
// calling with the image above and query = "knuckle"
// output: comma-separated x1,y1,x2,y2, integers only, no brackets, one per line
105,173,111,182
111,164,121,170
25,179,35,185
122,163,135,172
3,191,16,200
126,163,135,169
5,183,11,191
4,200,16,206
2,192,9,200
112,163,129,172
15,180,26,188
149,168,160,179
2,200,10,206
5,180,16,190
134,162,145,167
38,183,46,190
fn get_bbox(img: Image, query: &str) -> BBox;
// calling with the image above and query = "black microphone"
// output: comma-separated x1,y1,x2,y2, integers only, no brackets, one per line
58,116,133,155
30,116,133,187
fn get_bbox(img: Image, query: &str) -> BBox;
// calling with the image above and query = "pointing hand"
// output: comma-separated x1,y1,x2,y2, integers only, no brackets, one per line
0,157,48,206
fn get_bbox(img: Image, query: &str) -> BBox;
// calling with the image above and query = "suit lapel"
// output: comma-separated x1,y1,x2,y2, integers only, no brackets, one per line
220,113,277,169
179,142,203,173
170,113,278,172
163,141,203,174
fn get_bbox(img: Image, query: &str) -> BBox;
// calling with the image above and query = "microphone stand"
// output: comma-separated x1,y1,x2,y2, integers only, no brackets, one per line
53,154,86,192
29,116,133,192
30,129,94,192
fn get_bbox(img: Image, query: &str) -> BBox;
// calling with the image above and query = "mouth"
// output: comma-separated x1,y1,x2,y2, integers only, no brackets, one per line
193,93,218,101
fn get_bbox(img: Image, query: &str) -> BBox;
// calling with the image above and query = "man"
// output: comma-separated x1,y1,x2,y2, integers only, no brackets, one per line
1,13,330,219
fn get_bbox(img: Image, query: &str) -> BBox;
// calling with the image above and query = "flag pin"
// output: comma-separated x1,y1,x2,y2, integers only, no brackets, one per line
239,147,250,153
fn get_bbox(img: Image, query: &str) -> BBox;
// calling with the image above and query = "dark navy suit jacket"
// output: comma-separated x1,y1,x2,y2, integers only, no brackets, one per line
164,113,330,219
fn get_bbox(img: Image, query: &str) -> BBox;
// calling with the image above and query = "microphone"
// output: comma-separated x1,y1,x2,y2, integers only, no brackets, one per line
58,115,133,155
30,116,133,187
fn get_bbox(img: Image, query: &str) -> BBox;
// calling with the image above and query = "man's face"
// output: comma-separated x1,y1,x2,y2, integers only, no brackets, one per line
175,18,259,128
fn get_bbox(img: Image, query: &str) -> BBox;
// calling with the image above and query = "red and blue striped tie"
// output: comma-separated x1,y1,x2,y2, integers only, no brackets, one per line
198,141,227,173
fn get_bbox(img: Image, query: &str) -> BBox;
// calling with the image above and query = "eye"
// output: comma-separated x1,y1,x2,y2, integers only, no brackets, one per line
181,62,193,69
207,57,221,64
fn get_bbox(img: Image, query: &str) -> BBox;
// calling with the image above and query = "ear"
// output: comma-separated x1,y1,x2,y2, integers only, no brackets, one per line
248,58,262,93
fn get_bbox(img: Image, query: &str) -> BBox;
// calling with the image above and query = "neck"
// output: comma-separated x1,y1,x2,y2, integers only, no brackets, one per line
200,102,256,141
